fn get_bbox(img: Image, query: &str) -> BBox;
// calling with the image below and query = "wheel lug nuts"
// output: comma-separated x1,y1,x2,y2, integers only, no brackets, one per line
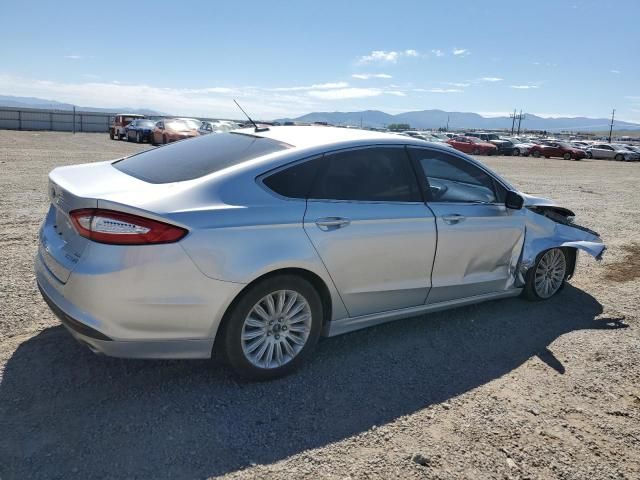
282,326,287,331
275,334,280,340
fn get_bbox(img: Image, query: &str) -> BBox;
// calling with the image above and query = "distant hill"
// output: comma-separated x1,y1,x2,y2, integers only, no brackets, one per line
0,95,165,116
277,109,640,132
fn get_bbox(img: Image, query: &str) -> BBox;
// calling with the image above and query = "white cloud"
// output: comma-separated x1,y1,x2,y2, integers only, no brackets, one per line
307,87,382,99
427,88,463,93
431,49,445,57
351,73,393,80
445,82,471,87
357,49,420,64
611,69,621,74
452,48,469,56
64,55,83,60
478,77,503,82
271,81,349,92
386,91,407,97
510,84,539,89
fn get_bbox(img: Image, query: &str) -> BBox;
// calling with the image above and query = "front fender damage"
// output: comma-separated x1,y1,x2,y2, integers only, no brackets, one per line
516,205,605,286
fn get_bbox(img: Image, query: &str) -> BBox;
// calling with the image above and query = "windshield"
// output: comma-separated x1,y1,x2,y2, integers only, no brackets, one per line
166,121,192,131
113,132,292,183
138,120,156,128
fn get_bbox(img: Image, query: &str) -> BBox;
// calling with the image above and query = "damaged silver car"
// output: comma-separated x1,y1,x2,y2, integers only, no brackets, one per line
36,126,605,379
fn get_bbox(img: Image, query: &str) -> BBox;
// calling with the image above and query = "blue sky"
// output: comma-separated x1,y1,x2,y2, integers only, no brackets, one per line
1,0,639,121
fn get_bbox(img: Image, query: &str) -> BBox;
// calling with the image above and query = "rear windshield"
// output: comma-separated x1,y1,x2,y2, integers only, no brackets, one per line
113,132,291,183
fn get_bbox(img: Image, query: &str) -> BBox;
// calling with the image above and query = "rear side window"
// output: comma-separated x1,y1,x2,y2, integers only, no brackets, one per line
262,157,321,199
310,147,421,202
113,132,291,183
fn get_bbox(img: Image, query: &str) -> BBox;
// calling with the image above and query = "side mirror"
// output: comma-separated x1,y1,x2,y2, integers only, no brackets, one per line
505,191,524,210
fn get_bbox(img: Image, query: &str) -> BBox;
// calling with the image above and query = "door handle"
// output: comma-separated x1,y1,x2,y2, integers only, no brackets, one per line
315,217,351,230
442,214,466,225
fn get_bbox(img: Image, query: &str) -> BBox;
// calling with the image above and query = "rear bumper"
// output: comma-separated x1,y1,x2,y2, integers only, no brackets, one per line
36,255,216,359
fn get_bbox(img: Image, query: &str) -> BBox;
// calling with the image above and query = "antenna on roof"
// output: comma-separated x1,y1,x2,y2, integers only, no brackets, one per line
233,99,269,133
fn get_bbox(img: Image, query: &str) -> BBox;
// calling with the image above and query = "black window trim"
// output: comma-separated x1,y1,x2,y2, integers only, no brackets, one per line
407,145,509,206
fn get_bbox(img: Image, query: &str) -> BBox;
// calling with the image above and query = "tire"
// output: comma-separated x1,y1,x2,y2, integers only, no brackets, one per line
471,148,480,155
126,131,133,142
150,133,157,146
545,156,550,159
163,134,168,145
218,274,323,380
615,153,624,161
563,152,571,160
523,248,568,301
586,151,593,159
532,150,541,158
136,131,142,143
109,129,115,140
513,148,520,156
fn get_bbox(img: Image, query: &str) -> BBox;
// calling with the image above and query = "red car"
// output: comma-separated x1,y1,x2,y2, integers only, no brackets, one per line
529,141,586,160
447,136,498,155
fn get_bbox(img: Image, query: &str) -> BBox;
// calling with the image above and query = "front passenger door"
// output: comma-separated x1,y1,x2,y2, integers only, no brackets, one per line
407,147,525,303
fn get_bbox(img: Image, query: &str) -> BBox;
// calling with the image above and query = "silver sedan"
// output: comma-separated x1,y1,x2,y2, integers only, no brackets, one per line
36,126,605,379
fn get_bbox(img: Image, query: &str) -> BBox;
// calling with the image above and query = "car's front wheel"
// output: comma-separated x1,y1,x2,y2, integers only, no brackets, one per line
513,148,520,156
532,150,541,158
563,152,571,160
523,248,567,301
219,275,323,379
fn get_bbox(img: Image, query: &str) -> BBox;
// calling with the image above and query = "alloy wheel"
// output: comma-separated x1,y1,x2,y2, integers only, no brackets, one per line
534,248,566,299
241,290,312,369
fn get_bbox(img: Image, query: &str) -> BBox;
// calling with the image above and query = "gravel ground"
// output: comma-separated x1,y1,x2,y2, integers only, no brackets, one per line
0,131,638,480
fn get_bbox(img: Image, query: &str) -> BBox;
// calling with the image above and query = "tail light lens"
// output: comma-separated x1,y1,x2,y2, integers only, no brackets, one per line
69,209,187,245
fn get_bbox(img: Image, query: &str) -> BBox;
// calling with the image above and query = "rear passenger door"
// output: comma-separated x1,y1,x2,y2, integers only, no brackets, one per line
303,146,437,317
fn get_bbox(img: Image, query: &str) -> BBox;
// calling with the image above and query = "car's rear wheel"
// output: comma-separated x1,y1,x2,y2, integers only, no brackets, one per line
586,151,593,159
513,148,520,156
219,275,323,380
532,150,541,158
472,147,480,155
615,153,624,161
163,134,168,144
563,152,571,160
136,131,142,143
109,129,115,140
523,248,567,301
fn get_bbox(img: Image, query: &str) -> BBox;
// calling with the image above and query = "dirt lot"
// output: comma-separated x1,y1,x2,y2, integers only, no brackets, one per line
0,131,638,479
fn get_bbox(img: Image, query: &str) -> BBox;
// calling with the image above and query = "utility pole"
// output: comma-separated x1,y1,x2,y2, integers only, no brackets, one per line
446,115,450,131
516,110,526,135
608,108,615,143
510,109,517,135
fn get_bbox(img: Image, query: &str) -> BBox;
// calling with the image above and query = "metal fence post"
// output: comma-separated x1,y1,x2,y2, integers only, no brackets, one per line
49,112,53,130
80,113,83,132
72,107,76,134
18,110,22,130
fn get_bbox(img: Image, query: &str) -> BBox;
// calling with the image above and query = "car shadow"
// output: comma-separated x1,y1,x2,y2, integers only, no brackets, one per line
0,285,627,479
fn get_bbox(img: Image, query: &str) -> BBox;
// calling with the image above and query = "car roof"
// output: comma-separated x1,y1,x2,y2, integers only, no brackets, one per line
242,125,410,149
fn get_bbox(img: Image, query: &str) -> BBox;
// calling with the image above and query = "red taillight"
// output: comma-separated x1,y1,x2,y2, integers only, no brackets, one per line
69,209,187,245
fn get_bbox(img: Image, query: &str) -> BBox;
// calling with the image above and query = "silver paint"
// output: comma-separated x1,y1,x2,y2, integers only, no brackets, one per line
36,126,606,359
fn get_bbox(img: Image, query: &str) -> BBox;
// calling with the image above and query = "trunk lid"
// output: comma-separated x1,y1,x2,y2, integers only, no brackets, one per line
41,161,186,283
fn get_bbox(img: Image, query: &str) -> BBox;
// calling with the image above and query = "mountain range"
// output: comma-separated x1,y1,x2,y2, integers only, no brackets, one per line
277,109,640,132
1,95,636,132
0,95,164,116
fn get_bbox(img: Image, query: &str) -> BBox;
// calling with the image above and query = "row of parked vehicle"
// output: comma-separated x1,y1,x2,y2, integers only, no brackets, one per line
109,114,241,145
401,130,640,161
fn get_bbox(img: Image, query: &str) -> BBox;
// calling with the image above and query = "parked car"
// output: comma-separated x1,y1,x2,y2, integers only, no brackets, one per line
586,143,639,161
490,139,520,156
502,137,534,156
198,120,241,135
36,126,605,379
125,119,157,143
466,132,501,142
529,141,586,160
151,119,200,145
109,114,145,140
447,136,498,155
